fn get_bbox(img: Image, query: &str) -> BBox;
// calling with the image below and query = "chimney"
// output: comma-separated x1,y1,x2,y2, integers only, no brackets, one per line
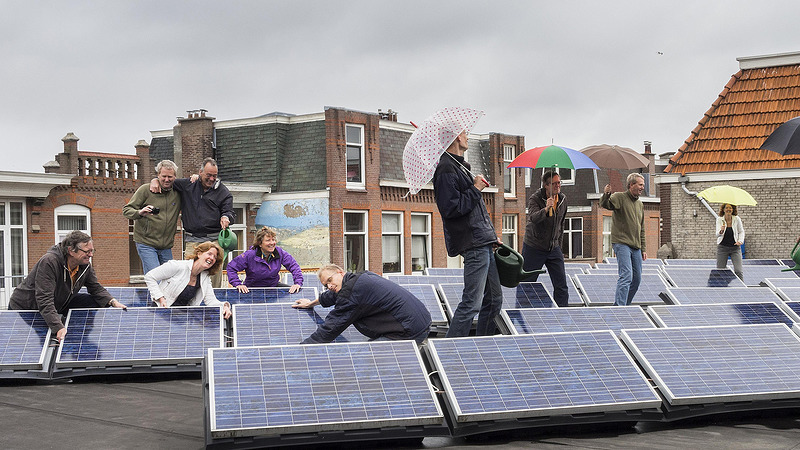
61,132,80,175
378,108,398,122
177,109,215,176
135,139,152,181
644,140,652,154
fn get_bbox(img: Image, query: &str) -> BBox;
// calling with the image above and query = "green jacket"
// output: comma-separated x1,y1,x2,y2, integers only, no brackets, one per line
122,184,181,249
600,190,645,250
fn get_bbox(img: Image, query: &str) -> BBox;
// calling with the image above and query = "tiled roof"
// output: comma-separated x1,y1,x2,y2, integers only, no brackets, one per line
667,55,800,174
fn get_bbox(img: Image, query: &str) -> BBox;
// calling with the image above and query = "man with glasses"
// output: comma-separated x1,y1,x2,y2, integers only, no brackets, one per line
9,231,127,341
292,264,431,344
521,171,569,307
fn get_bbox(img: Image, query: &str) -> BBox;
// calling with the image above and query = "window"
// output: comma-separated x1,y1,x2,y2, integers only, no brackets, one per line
381,212,403,273
525,168,532,188
502,214,518,250
344,211,367,272
0,201,26,303
603,216,613,258
563,217,583,259
503,144,516,196
558,167,574,185
128,220,142,277
410,213,431,273
222,206,248,277
345,124,365,188
54,204,90,243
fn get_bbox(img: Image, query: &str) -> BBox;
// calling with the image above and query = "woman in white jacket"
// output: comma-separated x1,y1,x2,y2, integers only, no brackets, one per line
144,241,232,318
715,203,745,280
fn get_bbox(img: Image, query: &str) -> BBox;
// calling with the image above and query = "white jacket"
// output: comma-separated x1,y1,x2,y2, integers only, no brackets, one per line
716,215,745,245
144,259,227,308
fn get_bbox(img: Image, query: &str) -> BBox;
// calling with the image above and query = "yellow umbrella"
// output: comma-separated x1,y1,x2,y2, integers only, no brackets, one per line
696,185,757,206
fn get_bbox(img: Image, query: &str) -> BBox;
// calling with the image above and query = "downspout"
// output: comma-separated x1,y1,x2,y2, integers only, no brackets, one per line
679,176,717,217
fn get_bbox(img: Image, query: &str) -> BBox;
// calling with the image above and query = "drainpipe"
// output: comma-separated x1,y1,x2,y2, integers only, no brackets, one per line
679,176,717,217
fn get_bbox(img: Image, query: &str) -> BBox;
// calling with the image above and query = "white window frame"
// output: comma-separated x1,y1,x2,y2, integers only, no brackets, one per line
54,204,91,244
0,200,27,305
503,144,516,197
563,217,584,259
525,168,532,188
344,210,368,272
381,212,403,274
502,214,518,250
603,215,614,258
558,167,575,186
410,213,431,274
345,124,365,189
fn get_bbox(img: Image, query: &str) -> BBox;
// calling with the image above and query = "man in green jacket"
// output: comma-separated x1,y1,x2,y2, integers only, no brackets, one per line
601,173,647,306
123,160,181,274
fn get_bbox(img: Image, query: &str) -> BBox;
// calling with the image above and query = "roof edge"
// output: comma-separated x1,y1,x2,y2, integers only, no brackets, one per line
737,50,800,70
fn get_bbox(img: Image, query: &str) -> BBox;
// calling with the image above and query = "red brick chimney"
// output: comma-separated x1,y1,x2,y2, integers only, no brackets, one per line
177,109,215,175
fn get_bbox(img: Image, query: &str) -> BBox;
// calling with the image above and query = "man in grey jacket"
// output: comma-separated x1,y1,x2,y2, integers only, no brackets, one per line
521,171,569,306
8,231,127,341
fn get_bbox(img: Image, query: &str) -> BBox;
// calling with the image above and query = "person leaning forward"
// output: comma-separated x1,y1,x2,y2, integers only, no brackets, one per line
8,231,128,341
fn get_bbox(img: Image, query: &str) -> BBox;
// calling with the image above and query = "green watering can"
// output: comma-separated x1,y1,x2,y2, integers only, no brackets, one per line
494,243,546,288
217,228,238,259
782,241,800,272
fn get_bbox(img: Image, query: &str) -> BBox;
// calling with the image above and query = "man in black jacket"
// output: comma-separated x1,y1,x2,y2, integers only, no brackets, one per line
521,171,569,306
293,264,431,344
9,231,127,341
432,131,503,337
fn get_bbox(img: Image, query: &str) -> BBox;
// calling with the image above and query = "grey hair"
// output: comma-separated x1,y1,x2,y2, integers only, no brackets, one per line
626,172,645,187
317,264,344,280
200,157,217,172
61,230,92,254
155,159,177,174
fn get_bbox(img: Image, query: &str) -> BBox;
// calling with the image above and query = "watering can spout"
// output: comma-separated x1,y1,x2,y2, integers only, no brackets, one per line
781,241,800,272
494,243,546,288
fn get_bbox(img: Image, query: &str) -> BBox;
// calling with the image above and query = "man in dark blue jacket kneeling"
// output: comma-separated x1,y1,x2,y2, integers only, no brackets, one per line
293,264,431,344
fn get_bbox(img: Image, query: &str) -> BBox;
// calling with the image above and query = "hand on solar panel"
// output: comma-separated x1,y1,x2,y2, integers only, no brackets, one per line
222,303,232,319
108,298,128,310
236,285,250,294
292,298,318,309
288,284,301,294
56,328,67,342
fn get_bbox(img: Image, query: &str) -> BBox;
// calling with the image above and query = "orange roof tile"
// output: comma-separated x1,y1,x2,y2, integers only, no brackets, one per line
667,58,800,174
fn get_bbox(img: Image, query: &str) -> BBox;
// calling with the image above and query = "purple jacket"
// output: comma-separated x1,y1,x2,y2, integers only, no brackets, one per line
226,247,304,288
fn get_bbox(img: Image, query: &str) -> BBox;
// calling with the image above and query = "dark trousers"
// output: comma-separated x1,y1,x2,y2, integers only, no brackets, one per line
59,293,104,314
521,244,569,307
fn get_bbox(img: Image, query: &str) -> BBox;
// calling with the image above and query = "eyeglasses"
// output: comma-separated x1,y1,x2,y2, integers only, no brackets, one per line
76,247,95,255
547,181,562,186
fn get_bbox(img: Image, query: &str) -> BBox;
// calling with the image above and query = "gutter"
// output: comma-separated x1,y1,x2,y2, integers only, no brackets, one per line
679,175,717,217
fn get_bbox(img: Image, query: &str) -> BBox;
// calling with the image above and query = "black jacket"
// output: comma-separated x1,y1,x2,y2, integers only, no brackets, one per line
302,271,432,344
9,244,112,333
432,152,497,256
173,178,235,237
523,187,567,252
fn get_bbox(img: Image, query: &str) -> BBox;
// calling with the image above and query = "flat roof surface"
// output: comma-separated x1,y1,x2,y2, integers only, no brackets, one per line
2,373,800,449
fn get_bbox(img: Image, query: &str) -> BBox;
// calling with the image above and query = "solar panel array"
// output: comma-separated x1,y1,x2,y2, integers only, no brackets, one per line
762,277,800,289
604,257,664,266
664,259,717,266
214,287,318,304
621,324,800,405
386,274,463,286
399,284,448,325
427,334,661,423
738,266,800,286
437,283,555,322
778,288,800,302
646,303,795,328
424,267,464,276
103,287,154,307
662,267,746,287
207,341,443,438
500,306,656,335
783,301,800,318
661,287,781,305
531,273,584,306
0,311,50,370
574,273,669,306
56,307,223,367
233,304,369,346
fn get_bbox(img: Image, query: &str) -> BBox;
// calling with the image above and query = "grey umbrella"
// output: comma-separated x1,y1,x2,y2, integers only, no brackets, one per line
760,116,800,156
580,144,649,170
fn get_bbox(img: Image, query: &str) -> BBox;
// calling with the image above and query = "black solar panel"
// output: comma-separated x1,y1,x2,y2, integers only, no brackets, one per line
0,311,50,370
214,287,318,304
662,268,746,287
574,273,669,306
400,284,448,325
646,303,795,327
232,304,369,346
56,307,223,367
500,306,655,335
207,341,443,438
661,287,782,305
525,273,584,306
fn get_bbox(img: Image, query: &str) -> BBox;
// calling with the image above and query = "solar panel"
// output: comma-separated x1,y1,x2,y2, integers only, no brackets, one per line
762,278,800,290
738,266,800,286
386,274,463,286
620,324,800,405
777,287,800,302
740,259,783,265
232,304,369,346
426,333,661,424
400,284,448,325
425,267,463,276
207,341,443,438
564,263,593,274
0,311,50,370
531,273,584,306
56,307,223,367
662,267,746,287
646,303,795,328
499,306,655,335
574,273,669,306
661,287,782,305
103,287,154,307
663,259,717,266
584,267,663,275
214,287,318,304
438,282,556,323
604,257,663,266
781,301,800,319
781,259,797,267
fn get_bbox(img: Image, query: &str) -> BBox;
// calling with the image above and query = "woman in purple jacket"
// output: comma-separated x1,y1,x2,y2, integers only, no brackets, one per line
226,227,304,293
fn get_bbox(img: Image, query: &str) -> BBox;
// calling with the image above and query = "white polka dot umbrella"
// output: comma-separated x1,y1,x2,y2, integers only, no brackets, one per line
402,107,484,195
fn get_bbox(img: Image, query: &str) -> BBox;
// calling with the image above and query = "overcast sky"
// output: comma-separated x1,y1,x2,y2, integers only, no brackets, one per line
3,1,799,173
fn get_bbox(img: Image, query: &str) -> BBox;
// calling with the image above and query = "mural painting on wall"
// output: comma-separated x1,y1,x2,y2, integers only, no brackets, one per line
255,197,329,268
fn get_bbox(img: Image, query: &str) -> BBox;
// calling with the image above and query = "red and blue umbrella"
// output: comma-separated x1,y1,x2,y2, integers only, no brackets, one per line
507,145,600,170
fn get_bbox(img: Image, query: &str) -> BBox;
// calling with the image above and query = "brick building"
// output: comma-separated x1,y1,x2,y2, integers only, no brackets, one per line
658,51,800,259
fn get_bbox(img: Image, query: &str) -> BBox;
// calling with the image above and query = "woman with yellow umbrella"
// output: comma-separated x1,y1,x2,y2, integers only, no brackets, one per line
697,185,756,281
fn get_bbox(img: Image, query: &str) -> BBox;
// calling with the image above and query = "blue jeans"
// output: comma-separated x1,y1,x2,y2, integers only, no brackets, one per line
136,242,173,275
445,244,503,337
613,243,642,306
521,243,569,307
